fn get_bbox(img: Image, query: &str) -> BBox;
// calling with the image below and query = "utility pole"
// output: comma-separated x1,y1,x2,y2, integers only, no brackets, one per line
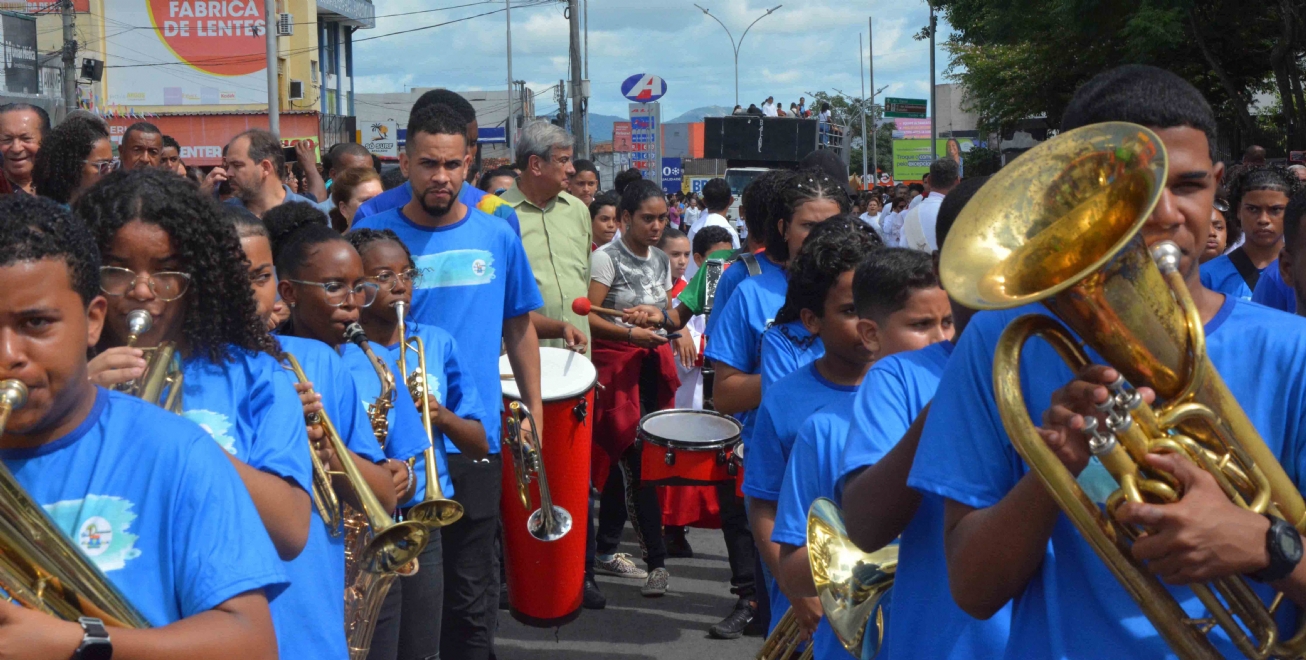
869,16,876,180
505,0,514,153
859,32,867,188
60,0,76,114
568,0,586,157
558,79,566,126
264,0,279,135
928,2,936,159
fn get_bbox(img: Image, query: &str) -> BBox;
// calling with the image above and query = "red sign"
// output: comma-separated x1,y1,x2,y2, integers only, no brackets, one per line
107,113,322,167
7,0,89,10
148,0,267,76
613,122,632,152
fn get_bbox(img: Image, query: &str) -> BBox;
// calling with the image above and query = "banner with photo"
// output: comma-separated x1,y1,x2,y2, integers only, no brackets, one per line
892,137,977,181
106,0,269,106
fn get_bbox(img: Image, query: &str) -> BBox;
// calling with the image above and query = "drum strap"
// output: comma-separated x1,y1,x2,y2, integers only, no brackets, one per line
739,251,762,277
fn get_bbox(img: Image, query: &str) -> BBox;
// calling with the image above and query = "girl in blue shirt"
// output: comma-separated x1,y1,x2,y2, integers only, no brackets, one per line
79,170,312,564
0,193,283,658
229,204,406,660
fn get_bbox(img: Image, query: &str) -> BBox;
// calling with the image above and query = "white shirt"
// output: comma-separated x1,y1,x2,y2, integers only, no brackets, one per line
684,211,740,280
880,210,905,247
900,191,946,251
762,102,777,117
672,283,707,410
908,193,924,210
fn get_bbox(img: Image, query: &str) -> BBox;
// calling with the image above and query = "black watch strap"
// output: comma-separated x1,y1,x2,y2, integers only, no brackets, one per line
73,617,112,660
1249,516,1303,583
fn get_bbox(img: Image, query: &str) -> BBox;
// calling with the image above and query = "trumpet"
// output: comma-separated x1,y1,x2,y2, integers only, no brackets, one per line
0,379,149,628
504,401,571,542
113,309,183,413
338,324,428,660
941,121,1306,659
393,301,463,529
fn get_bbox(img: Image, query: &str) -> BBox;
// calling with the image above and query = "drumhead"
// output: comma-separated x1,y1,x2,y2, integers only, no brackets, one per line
499,347,597,402
639,409,742,450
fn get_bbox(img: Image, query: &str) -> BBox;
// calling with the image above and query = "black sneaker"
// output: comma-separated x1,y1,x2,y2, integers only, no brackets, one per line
498,582,509,610
708,599,756,639
582,577,607,610
665,527,694,558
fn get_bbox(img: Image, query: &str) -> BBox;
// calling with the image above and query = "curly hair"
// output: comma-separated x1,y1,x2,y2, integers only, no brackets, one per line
33,117,108,204
764,169,851,263
74,169,275,362
1227,165,1304,233
775,215,882,324
263,201,342,279
0,194,100,305
348,227,413,268
739,169,789,243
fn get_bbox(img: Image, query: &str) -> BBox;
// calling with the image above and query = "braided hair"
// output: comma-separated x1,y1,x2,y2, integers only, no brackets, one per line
348,228,414,269
1227,165,1304,233
775,215,882,324
765,169,851,263
263,201,342,279
739,169,789,244
75,169,275,362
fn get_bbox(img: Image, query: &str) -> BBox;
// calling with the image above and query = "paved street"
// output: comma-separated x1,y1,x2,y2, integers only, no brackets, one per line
496,525,764,659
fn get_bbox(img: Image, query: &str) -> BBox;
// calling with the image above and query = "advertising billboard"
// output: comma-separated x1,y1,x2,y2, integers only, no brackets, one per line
0,12,37,95
106,0,269,106
892,137,976,181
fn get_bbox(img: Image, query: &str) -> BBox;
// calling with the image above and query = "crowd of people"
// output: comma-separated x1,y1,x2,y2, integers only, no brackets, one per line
6,60,1306,660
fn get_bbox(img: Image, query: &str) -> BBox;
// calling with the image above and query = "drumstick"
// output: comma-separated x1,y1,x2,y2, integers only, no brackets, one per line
570,297,625,319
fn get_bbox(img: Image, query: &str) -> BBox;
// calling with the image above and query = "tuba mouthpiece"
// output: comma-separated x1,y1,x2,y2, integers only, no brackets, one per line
1150,241,1183,275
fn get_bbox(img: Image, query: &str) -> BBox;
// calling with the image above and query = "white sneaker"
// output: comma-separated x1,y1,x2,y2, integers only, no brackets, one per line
641,567,670,597
595,553,648,579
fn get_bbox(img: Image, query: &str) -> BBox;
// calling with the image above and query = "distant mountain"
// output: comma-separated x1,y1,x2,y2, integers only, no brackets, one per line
587,113,625,142
666,105,734,124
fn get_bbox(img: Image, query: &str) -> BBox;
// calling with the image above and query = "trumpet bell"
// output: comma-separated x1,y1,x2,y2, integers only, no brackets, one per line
406,499,465,530
354,520,430,575
527,506,572,542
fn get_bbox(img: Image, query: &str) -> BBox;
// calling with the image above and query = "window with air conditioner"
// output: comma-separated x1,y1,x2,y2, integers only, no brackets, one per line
277,13,293,36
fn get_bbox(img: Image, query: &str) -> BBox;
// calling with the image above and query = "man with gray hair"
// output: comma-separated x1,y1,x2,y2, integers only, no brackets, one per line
900,156,960,251
500,120,593,348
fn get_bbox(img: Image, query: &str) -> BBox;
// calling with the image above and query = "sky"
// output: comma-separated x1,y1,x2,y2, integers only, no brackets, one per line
353,0,955,123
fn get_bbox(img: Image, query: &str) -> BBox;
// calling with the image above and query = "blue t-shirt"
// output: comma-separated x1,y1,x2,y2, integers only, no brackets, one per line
1253,259,1297,313
705,252,782,335
3,389,287,626
1199,253,1258,301
908,298,1306,659
355,181,521,235
340,341,453,500
382,320,489,463
273,336,387,660
177,349,313,496
839,341,1011,660
759,319,824,394
771,398,856,660
704,264,789,438
744,362,859,501
351,206,544,454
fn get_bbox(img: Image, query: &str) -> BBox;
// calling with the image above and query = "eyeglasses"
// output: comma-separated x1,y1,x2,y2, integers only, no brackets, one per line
84,159,116,175
367,269,421,291
99,266,192,301
285,279,380,308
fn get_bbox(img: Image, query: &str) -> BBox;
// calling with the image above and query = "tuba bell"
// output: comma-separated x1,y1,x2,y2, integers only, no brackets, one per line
941,121,1306,659
0,379,149,628
112,309,183,413
808,498,896,660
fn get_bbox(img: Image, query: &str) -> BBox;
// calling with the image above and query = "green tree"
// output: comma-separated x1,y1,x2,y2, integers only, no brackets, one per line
804,91,895,177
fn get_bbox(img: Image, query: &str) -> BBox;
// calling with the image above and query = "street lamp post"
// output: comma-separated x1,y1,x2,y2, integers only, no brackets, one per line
693,4,782,107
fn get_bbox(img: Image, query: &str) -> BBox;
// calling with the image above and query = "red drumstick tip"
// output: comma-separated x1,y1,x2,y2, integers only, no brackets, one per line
571,297,593,316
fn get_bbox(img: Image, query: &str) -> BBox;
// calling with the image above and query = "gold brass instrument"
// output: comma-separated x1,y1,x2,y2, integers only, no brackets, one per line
503,401,572,542
339,324,428,660
0,379,149,628
808,497,896,659
941,121,1306,660
393,301,463,529
756,608,814,660
113,309,183,413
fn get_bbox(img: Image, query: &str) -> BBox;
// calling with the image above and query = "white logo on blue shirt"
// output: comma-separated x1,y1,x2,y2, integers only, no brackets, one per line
425,373,442,405
413,250,496,289
44,495,142,572
183,409,238,456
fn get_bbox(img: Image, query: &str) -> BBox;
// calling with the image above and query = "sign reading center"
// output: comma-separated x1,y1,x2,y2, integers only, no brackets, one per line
884,97,927,118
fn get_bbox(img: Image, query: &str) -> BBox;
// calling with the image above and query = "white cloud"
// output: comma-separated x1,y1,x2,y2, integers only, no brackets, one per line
354,0,955,120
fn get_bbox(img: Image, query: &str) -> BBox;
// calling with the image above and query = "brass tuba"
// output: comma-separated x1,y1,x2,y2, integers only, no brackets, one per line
393,301,463,529
339,324,426,660
808,498,895,659
503,401,571,542
113,309,183,412
941,121,1306,660
0,379,149,628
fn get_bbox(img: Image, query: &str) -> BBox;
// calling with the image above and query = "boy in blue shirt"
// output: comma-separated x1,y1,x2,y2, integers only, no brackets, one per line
1275,192,1306,315
839,177,1012,660
1199,165,1300,300
0,193,284,657
350,104,545,660
910,65,1306,658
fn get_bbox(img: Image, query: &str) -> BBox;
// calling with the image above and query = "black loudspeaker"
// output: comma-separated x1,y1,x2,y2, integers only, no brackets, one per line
80,58,103,82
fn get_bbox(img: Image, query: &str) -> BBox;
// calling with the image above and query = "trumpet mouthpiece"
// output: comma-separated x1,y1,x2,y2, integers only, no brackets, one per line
0,379,28,410
571,297,592,316
126,309,152,336
392,300,407,315
343,323,368,346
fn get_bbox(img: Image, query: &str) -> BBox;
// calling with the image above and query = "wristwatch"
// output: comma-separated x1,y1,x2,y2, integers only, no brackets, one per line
1249,516,1303,583
72,617,112,660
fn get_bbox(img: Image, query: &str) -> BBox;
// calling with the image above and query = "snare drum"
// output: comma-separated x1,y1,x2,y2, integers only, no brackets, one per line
638,409,742,486
499,347,596,627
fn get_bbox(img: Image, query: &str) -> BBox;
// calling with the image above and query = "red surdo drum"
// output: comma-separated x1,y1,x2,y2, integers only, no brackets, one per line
498,347,596,627
638,409,743,486
733,443,745,498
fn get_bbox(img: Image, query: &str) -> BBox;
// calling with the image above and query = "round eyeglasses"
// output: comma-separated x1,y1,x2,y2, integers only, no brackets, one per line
285,279,380,308
99,266,192,302
367,268,420,291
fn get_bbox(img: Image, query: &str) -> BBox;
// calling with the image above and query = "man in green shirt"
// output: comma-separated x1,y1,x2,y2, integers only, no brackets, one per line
500,121,592,349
